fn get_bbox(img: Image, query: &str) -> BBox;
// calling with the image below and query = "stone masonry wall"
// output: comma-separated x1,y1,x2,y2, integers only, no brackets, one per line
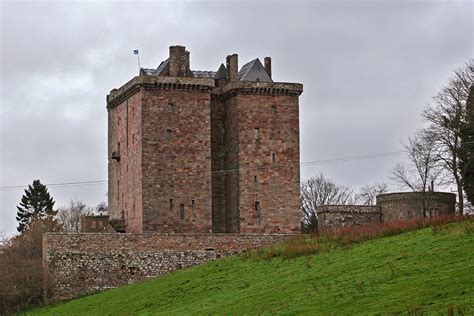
234,93,300,234
43,233,297,302
81,215,113,233
141,86,213,233
317,205,382,232
108,91,143,233
317,192,456,231
377,192,456,222
210,94,227,232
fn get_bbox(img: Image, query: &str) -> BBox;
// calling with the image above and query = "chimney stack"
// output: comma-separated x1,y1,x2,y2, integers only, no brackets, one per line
264,57,272,79
226,54,238,82
169,45,190,77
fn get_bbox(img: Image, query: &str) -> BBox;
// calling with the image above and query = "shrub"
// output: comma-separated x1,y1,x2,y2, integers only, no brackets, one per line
0,217,59,315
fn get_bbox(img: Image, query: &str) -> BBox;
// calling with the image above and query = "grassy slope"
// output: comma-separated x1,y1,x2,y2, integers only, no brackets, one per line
28,222,474,315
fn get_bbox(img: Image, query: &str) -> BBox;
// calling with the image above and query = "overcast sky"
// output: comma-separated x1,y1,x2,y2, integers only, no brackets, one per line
0,0,472,236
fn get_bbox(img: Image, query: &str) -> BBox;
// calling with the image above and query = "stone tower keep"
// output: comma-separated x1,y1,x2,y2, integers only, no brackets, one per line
107,45,303,234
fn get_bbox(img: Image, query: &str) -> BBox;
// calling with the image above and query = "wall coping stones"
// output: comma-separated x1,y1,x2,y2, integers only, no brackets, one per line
376,192,456,204
43,233,301,253
318,205,381,214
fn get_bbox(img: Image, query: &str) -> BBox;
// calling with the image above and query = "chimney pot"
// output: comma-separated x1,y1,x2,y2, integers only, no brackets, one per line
169,45,189,77
226,54,239,82
264,57,272,79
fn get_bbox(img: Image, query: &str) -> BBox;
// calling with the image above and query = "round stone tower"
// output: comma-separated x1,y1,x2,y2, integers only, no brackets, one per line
376,192,456,222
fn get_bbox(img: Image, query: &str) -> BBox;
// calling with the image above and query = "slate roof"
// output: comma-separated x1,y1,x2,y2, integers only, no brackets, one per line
238,58,272,82
155,58,169,75
141,58,273,82
141,58,215,78
214,63,228,79
192,70,216,78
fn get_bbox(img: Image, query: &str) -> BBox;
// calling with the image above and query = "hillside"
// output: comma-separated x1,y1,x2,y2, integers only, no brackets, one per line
27,220,473,315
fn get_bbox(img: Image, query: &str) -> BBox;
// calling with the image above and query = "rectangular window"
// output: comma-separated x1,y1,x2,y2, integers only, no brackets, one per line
167,102,174,112
166,129,172,140
272,153,276,164
254,175,257,183
255,128,260,140
132,134,135,144
169,199,173,210
180,204,185,219
255,201,261,218
192,200,195,209
271,105,276,114
117,142,120,152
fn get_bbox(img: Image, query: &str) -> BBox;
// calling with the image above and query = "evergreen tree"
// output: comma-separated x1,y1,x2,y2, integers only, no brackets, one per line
460,85,474,203
16,179,56,232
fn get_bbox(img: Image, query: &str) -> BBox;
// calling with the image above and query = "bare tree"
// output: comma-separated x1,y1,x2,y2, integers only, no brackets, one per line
391,130,448,217
423,61,474,214
301,173,354,233
355,182,389,205
391,130,444,192
56,199,92,233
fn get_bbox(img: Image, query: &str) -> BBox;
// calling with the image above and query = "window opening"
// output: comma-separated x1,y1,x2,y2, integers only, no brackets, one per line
255,128,260,140
255,201,261,218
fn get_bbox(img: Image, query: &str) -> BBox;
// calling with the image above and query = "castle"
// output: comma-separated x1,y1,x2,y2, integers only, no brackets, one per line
43,46,458,302
106,45,303,234
43,46,303,302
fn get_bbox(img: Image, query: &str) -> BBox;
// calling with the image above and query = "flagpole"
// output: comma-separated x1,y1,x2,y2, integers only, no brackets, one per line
134,47,141,75
137,52,141,73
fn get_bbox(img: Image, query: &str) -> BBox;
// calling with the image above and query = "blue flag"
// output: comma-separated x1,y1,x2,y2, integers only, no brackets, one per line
133,49,139,55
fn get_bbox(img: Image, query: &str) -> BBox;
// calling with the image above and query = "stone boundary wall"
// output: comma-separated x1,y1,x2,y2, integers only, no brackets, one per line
317,205,382,232
43,233,298,302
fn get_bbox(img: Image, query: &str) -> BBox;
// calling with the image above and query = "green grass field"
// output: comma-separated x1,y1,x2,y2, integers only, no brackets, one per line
27,220,474,315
